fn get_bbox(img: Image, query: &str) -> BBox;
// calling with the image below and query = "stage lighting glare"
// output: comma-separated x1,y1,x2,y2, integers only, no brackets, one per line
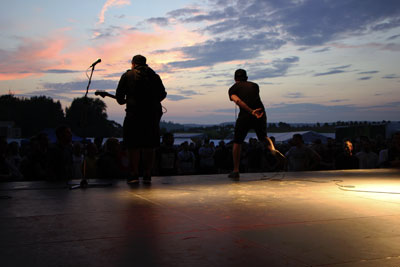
338,181,400,195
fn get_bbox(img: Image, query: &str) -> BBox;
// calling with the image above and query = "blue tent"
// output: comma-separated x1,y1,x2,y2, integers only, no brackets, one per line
39,128,83,143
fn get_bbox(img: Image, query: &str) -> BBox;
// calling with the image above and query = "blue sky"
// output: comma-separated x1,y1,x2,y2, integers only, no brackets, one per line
1,0,399,124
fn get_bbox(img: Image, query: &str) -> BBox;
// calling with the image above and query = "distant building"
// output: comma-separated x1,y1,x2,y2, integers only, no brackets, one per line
0,121,21,138
244,131,334,144
169,133,206,145
336,122,400,141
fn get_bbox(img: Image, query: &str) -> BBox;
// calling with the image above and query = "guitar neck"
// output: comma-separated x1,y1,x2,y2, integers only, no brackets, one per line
105,93,116,99
95,90,116,99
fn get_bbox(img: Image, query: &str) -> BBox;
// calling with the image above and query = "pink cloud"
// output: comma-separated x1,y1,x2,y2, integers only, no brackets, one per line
0,24,207,81
67,25,208,77
0,36,69,80
98,0,130,25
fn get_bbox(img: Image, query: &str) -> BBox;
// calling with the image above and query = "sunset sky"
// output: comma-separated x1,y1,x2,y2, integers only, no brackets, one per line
1,0,399,125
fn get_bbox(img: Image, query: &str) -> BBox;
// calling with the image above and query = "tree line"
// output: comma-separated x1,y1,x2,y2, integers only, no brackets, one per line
0,94,122,138
2,93,391,140
160,120,392,140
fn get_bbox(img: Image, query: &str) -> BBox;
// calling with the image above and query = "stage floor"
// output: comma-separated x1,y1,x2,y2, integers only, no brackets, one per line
1,169,400,267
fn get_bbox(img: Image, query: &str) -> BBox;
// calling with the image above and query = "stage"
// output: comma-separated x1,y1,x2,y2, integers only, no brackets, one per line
1,169,400,266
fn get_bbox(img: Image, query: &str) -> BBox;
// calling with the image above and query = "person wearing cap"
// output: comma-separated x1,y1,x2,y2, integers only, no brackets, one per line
116,55,167,184
228,69,285,179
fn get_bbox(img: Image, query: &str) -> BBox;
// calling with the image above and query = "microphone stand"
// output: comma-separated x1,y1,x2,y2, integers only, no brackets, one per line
69,63,112,189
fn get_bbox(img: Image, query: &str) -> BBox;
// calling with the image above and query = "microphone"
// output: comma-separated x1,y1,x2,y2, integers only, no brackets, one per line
90,58,101,68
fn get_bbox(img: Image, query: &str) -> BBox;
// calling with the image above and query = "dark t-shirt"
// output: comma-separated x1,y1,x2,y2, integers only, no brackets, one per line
116,65,167,114
335,152,359,170
228,81,265,118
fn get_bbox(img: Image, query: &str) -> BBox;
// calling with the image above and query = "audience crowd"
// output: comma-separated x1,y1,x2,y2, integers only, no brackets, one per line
1,127,399,181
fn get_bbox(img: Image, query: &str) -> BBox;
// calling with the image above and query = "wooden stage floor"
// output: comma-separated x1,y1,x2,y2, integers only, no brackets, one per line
1,169,400,266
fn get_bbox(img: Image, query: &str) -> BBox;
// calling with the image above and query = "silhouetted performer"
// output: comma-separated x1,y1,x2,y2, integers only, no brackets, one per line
116,55,167,184
228,69,285,179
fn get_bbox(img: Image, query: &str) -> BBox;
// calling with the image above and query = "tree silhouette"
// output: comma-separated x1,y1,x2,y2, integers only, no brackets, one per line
0,94,65,137
65,97,121,138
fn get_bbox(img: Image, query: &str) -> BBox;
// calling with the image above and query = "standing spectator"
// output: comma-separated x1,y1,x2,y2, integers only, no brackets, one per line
20,133,49,180
311,139,334,170
213,141,230,173
177,142,196,174
355,136,378,169
47,125,73,180
97,138,129,179
335,140,359,170
5,141,23,179
0,136,11,179
156,133,178,176
380,132,400,168
72,142,84,179
84,142,98,179
247,138,263,172
198,139,215,174
285,134,321,171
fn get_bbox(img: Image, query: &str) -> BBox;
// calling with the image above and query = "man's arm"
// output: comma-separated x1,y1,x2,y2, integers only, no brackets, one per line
230,94,263,118
115,74,127,105
155,74,167,102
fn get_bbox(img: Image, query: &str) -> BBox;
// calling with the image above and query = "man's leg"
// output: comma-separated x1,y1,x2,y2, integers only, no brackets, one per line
254,115,286,168
142,148,154,182
229,116,248,179
264,136,276,151
128,148,140,183
232,143,241,173
262,136,286,169
228,142,241,179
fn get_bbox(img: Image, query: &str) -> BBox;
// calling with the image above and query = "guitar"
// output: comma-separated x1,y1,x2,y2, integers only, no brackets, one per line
94,90,116,99
95,90,168,114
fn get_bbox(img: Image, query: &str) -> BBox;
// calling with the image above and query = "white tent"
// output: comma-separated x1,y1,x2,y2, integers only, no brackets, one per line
244,131,335,144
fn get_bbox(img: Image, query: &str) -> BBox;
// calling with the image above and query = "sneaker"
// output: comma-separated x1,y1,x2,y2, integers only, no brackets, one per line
228,171,240,180
80,179,88,188
127,177,139,185
143,176,152,185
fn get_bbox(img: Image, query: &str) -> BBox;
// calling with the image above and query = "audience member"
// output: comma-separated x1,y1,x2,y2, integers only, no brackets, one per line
20,134,49,180
213,141,231,173
355,136,378,169
5,141,23,178
84,142,98,179
72,142,84,179
47,125,73,180
335,140,359,170
97,138,129,179
156,133,178,176
380,132,400,168
198,139,215,174
246,138,263,172
285,134,321,171
0,136,11,179
177,142,196,174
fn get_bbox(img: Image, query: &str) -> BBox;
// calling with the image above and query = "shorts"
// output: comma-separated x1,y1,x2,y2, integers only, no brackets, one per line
123,110,162,149
233,114,267,144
